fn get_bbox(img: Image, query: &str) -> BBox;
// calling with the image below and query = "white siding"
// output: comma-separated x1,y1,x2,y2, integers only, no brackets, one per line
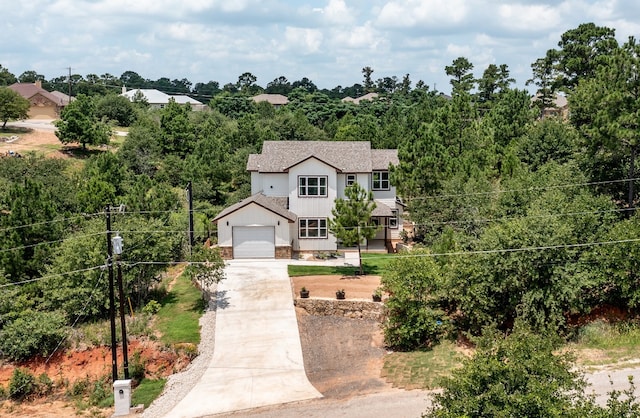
288,158,337,216
251,173,289,196
216,204,291,247
288,158,338,253
337,173,369,198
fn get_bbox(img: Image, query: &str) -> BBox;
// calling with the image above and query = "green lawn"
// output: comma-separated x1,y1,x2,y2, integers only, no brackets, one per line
155,275,204,345
381,341,465,389
132,378,166,408
288,252,396,276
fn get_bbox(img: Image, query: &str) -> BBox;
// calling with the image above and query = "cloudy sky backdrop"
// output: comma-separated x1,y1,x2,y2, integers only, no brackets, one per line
3,0,639,94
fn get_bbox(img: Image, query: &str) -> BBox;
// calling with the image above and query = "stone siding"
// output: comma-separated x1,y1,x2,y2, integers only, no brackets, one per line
294,298,385,321
275,246,292,259
219,246,233,259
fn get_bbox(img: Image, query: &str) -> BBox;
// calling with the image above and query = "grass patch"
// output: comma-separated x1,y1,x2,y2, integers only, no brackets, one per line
567,319,640,367
381,341,464,389
288,253,396,277
132,378,166,408
155,274,204,346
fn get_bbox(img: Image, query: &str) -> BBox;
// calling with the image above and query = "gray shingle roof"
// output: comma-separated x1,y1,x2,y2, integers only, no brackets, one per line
247,141,397,173
372,200,394,217
212,193,296,222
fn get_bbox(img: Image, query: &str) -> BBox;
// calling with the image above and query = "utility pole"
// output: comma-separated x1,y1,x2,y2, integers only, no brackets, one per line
186,181,194,254
105,205,118,382
67,67,72,99
113,233,129,380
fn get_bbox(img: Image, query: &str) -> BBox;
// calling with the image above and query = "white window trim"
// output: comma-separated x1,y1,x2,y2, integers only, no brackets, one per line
372,171,390,191
298,175,328,197
389,209,398,229
299,218,328,239
346,173,356,187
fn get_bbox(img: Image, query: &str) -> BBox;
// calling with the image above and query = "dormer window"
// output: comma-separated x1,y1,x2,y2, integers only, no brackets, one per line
372,171,389,190
299,176,327,197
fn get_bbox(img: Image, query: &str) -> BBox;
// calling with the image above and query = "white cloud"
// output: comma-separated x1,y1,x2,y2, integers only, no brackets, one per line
322,0,355,25
498,3,562,32
284,27,324,53
376,0,468,28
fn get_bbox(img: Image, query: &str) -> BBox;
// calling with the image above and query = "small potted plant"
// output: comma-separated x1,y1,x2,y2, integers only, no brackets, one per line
336,289,345,300
372,288,383,302
300,286,309,298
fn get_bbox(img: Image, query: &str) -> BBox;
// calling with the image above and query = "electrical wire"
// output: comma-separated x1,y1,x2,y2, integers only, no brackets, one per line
44,269,105,365
0,266,104,288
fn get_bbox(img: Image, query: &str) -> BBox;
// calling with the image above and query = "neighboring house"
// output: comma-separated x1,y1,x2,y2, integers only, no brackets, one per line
341,92,379,105
531,93,569,119
8,81,67,119
251,93,289,107
213,141,403,259
121,88,205,111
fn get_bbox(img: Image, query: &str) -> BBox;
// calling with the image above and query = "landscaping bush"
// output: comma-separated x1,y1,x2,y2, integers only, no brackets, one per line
9,368,36,400
142,300,161,315
0,310,67,361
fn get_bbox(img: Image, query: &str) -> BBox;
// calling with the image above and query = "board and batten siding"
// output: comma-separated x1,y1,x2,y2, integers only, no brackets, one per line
216,204,291,247
250,172,289,196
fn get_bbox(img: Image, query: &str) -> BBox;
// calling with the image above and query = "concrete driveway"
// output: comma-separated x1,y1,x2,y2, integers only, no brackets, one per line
165,260,322,418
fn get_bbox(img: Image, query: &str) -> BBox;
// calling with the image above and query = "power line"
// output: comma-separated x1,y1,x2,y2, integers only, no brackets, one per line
0,265,104,288
0,232,105,254
0,212,103,233
408,177,640,201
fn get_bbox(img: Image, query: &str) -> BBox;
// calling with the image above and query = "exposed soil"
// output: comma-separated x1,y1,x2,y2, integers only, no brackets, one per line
291,275,382,300
0,128,67,158
292,275,394,398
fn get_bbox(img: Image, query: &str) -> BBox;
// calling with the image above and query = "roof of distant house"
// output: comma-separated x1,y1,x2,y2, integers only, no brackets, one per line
50,91,73,105
251,93,289,106
341,92,379,105
8,82,66,106
247,141,398,173
121,88,202,105
531,93,568,108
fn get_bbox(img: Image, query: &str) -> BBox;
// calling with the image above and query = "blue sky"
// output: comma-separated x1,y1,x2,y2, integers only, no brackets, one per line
2,0,639,94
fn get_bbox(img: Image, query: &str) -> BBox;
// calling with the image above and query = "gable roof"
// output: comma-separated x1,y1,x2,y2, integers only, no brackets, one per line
8,83,65,106
212,193,296,222
252,93,289,106
121,88,202,105
247,141,398,173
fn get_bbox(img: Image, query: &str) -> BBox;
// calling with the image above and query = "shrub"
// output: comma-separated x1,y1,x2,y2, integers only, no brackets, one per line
88,376,110,406
36,373,53,396
9,368,36,400
0,384,7,400
129,351,146,382
68,377,89,397
142,300,161,315
0,310,67,361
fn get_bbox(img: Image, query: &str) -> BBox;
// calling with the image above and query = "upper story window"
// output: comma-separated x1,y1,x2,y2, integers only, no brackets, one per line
346,174,356,187
372,171,390,190
299,176,327,197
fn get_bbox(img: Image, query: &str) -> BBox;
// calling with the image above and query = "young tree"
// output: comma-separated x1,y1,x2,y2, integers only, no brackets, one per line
55,94,111,149
329,183,378,274
0,87,30,128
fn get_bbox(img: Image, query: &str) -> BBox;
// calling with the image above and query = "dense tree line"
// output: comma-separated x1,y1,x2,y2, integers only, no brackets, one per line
2,24,640,412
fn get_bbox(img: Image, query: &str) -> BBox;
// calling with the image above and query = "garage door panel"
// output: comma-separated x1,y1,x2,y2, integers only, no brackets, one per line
233,226,275,259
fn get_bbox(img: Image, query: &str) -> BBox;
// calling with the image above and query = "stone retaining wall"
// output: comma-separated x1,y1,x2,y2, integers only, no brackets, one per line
294,298,386,321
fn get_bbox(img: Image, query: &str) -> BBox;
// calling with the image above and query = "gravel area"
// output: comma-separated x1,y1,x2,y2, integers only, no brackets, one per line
142,284,218,418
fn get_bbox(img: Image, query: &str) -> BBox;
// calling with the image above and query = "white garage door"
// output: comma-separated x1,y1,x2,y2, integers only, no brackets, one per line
233,226,275,259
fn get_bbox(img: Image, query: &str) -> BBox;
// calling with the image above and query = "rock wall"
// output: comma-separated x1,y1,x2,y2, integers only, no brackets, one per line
294,298,385,321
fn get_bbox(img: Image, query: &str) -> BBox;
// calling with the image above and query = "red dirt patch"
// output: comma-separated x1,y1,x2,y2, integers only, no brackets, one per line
0,339,187,387
291,275,382,300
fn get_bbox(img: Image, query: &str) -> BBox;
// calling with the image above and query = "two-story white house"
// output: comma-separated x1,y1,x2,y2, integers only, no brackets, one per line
213,141,403,259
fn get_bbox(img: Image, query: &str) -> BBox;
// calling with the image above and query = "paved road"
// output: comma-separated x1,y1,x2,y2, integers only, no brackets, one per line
164,260,321,418
6,119,57,131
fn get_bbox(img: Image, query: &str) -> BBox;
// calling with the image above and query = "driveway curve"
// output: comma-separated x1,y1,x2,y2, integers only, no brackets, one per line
164,260,322,418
